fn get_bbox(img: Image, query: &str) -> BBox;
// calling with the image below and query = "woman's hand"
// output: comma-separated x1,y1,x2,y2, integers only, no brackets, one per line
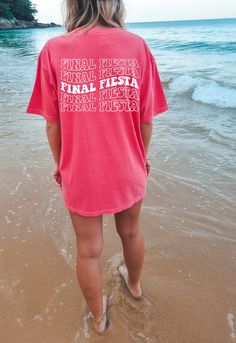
53,163,62,188
146,159,151,176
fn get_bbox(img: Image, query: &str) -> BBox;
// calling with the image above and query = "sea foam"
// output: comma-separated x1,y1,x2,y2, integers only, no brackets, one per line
169,75,236,109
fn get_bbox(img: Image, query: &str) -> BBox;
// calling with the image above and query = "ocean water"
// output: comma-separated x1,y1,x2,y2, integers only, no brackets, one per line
1,18,236,343
0,17,235,233
0,19,236,145
129,18,236,220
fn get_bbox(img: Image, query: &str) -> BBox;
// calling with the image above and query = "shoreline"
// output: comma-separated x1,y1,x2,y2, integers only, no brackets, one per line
1,143,236,342
0,17,61,30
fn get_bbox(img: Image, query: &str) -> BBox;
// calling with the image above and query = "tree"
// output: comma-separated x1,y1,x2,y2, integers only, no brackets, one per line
0,0,38,21
0,0,14,19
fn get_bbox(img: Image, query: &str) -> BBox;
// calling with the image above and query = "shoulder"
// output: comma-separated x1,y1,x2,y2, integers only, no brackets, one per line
120,29,147,46
40,28,150,56
122,30,152,57
38,33,70,60
42,33,67,50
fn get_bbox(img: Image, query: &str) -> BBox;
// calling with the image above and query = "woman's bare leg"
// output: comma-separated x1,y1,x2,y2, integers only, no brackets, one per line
114,198,144,296
69,211,104,323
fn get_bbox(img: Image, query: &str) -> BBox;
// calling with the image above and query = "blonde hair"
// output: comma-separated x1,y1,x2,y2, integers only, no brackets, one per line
63,0,126,33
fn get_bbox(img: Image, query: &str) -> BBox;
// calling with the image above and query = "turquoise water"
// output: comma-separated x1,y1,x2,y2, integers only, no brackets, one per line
0,18,236,135
129,18,236,110
0,18,235,230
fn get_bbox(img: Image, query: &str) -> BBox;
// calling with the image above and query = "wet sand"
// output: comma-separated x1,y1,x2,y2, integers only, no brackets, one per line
1,128,236,343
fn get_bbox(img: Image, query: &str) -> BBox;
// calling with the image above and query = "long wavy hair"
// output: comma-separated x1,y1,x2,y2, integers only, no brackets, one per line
63,0,126,33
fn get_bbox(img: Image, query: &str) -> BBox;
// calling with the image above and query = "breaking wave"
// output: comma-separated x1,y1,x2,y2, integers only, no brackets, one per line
169,75,236,109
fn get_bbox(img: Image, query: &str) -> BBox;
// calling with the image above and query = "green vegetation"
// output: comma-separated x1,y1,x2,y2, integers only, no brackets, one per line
0,0,37,21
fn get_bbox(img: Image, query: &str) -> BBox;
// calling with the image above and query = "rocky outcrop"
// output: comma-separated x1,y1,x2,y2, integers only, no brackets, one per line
0,17,61,30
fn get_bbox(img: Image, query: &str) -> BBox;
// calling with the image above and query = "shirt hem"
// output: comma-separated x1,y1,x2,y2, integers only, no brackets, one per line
63,191,146,217
26,108,59,122
141,104,168,123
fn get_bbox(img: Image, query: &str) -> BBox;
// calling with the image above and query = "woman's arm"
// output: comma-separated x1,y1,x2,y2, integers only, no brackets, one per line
46,120,62,187
140,122,153,158
46,120,61,164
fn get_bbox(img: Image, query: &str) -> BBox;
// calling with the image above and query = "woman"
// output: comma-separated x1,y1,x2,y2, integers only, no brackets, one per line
26,0,168,335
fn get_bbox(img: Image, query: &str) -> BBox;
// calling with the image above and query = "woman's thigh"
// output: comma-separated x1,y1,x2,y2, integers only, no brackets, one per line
69,211,103,257
114,198,143,238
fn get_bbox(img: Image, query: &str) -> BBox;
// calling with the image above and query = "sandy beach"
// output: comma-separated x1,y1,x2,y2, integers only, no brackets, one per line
1,123,236,343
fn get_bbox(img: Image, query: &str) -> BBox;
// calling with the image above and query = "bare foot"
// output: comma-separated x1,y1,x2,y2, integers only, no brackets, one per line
92,294,109,334
118,264,143,300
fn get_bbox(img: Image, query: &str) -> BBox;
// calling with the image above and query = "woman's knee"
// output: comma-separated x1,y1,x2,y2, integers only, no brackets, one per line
69,212,103,259
115,201,142,239
118,226,142,241
115,214,142,239
77,239,103,259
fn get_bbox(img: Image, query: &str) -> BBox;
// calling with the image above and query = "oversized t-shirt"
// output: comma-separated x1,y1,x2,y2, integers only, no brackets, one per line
26,26,168,216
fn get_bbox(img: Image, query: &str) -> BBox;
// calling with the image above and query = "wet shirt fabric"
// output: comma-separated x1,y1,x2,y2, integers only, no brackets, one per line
26,26,168,216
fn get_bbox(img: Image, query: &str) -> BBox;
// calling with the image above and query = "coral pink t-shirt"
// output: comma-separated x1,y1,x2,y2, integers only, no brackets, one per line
26,26,168,216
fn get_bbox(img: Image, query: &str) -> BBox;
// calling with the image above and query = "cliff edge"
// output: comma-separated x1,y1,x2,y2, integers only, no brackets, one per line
0,17,61,30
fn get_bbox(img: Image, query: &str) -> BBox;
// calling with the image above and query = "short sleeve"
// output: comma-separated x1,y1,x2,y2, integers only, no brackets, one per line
140,40,168,123
26,42,60,122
